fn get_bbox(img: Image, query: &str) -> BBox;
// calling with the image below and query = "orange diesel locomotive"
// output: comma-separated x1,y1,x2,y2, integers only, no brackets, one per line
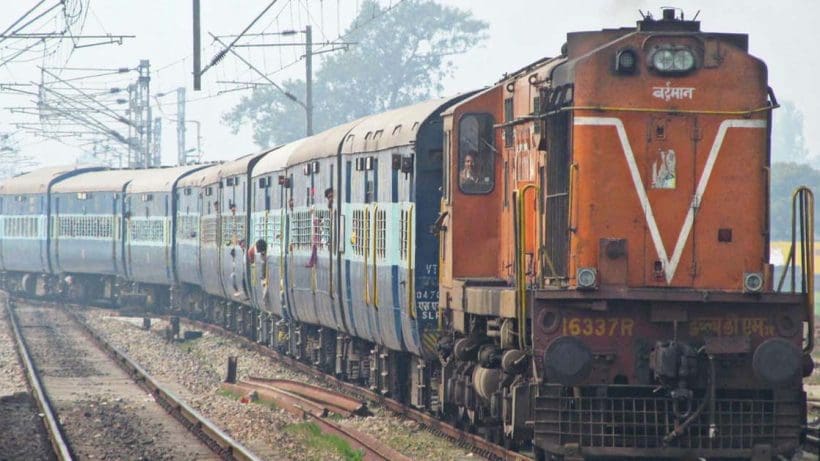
438,9,813,460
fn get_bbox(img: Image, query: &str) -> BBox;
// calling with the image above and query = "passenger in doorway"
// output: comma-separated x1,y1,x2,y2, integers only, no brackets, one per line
324,187,334,210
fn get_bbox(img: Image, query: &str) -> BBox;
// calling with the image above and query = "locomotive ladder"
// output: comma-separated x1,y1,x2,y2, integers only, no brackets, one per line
776,186,815,353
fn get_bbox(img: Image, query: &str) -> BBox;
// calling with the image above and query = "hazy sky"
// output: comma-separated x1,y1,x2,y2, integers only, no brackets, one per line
1,0,818,169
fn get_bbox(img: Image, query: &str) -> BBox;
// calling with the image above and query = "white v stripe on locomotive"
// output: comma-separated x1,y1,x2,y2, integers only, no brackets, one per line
574,117,767,284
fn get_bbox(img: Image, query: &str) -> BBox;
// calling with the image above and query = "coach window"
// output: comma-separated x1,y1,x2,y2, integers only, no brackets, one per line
458,113,494,194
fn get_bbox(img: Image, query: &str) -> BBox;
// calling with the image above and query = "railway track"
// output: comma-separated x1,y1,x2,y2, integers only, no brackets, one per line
223,377,409,461
176,316,531,461
4,297,260,461
183,315,820,461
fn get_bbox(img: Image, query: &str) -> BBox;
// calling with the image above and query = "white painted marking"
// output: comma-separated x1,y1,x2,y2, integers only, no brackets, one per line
574,116,766,284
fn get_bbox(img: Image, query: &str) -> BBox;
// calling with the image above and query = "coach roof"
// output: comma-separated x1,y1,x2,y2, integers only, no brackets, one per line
52,169,148,193
287,120,361,166
217,149,273,180
177,162,221,188
254,140,304,177
341,98,456,154
0,165,106,195
126,165,210,194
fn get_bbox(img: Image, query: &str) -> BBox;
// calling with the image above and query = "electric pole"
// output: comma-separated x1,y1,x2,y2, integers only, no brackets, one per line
177,87,187,165
126,60,152,168
305,25,313,136
152,117,162,166
193,0,201,91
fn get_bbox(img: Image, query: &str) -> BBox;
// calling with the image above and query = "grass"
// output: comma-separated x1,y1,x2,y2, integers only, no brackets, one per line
216,388,242,400
284,422,364,461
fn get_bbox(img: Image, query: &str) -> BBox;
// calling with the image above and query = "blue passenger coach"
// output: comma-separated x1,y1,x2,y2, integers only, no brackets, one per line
123,165,207,289
0,165,103,295
249,140,301,325
337,98,466,361
49,169,138,300
175,164,219,293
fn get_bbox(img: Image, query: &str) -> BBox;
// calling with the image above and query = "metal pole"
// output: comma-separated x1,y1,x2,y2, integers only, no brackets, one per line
141,60,151,167
193,0,201,90
194,120,202,162
177,87,186,165
127,84,135,167
153,117,162,166
305,25,313,136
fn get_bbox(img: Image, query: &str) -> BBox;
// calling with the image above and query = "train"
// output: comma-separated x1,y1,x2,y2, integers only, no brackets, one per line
0,9,815,460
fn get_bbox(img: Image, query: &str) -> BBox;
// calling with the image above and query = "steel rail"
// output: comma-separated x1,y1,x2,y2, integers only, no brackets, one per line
4,298,74,460
60,307,262,461
179,317,531,461
224,380,406,461
244,376,368,416
7,296,261,461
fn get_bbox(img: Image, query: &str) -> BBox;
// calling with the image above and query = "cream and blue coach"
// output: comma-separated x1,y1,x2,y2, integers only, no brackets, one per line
0,165,103,295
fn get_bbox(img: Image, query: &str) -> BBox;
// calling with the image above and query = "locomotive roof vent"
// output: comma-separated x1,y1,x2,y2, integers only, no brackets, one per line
638,7,701,32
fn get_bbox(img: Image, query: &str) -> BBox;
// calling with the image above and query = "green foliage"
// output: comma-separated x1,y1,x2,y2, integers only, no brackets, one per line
769,162,820,240
223,0,488,148
216,388,242,400
772,101,809,164
284,421,364,461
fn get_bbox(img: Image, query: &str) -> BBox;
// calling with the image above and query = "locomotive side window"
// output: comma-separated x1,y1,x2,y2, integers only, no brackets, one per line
458,113,494,194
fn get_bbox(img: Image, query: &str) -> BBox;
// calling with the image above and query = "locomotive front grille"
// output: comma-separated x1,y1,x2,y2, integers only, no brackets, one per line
534,385,803,456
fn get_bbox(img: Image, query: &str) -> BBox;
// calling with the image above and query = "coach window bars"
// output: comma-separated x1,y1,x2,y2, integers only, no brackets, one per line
458,113,495,194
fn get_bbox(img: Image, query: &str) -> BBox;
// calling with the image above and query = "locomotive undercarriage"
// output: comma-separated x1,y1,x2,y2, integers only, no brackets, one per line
533,384,804,460
436,313,535,449
528,291,811,460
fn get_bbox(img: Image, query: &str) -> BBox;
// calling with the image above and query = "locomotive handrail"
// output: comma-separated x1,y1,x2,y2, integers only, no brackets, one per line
776,186,815,353
515,184,539,350
568,163,578,233
541,102,778,118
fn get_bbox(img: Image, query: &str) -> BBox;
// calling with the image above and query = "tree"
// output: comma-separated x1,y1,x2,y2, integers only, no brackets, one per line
223,0,488,147
771,100,809,164
769,162,820,240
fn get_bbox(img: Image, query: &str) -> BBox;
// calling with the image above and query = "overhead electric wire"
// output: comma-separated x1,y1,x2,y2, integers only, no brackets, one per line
0,0,49,46
201,0,280,76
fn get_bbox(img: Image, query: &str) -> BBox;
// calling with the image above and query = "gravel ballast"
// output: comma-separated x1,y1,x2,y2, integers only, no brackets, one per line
0,299,52,459
83,310,478,461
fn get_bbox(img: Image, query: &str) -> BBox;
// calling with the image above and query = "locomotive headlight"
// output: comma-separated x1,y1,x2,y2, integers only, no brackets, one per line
652,49,675,71
650,47,695,73
673,49,695,71
576,267,597,289
743,272,764,293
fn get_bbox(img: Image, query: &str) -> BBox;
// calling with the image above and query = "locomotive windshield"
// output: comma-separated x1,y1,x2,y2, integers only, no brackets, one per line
458,113,494,194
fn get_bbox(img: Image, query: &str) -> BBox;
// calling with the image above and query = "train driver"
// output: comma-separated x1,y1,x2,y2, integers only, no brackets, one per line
459,151,480,188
